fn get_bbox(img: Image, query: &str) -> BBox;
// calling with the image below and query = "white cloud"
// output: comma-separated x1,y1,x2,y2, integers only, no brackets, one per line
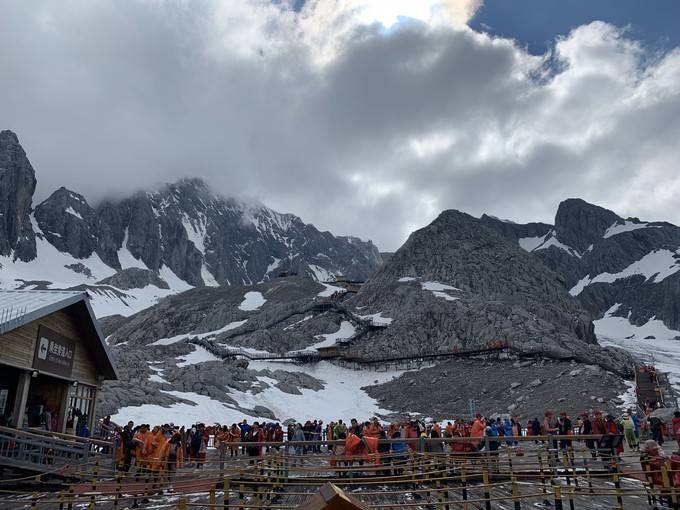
0,2,679,251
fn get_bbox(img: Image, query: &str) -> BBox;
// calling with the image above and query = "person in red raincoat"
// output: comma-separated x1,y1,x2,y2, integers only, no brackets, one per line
672,411,680,448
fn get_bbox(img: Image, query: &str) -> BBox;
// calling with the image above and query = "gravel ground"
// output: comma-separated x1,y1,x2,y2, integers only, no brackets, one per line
365,356,631,422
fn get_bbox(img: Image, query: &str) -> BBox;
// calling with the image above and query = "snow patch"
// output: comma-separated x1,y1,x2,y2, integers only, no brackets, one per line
238,291,266,311
596,304,680,388
176,345,222,367
603,220,660,239
569,249,680,296
318,283,345,298
398,277,417,282
308,264,335,282
65,206,83,220
533,231,581,258
421,281,461,301
309,321,356,349
359,312,393,326
149,320,249,346
111,390,266,426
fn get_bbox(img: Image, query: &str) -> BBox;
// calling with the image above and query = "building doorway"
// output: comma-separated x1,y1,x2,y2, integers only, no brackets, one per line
26,374,66,431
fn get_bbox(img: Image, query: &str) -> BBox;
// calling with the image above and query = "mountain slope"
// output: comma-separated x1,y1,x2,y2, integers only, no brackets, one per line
482,199,680,341
349,209,632,375
0,130,382,317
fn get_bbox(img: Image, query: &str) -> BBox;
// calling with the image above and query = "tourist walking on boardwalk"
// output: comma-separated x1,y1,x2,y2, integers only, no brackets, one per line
649,415,664,445
620,412,638,450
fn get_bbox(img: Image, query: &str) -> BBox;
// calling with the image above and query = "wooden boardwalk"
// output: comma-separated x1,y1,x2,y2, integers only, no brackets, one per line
0,436,677,509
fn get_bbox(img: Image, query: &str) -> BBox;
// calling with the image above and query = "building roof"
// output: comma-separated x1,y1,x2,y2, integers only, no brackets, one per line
0,289,118,380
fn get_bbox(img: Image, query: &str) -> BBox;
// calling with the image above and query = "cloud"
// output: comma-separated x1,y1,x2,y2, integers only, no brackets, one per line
0,3,679,251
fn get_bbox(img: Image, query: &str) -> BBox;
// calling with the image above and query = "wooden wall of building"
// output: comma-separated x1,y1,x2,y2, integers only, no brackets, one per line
0,308,99,387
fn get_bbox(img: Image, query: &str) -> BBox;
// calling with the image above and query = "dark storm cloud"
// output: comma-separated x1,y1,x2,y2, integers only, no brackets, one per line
1,1,679,251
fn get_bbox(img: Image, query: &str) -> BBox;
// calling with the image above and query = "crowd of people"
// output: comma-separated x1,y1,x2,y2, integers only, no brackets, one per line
107,406,680,480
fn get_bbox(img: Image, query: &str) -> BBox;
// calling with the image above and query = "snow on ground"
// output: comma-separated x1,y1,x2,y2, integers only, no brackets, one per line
0,220,116,289
398,277,417,282
181,213,207,255
117,228,148,270
238,291,266,311
570,249,680,296
175,345,222,367
359,312,394,326
308,264,335,282
111,390,267,426
596,304,680,387
309,321,356,349
231,360,405,423
201,264,219,287
111,361,408,426
317,283,345,297
149,373,169,384
533,231,581,258
421,281,461,301
603,220,660,239
266,257,281,274
149,320,249,346
283,315,313,330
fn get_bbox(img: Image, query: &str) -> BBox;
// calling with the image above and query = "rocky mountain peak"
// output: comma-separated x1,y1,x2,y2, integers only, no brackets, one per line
34,186,98,259
554,198,621,254
0,130,36,261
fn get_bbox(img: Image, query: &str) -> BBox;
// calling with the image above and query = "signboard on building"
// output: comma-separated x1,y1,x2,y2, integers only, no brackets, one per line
32,325,76,378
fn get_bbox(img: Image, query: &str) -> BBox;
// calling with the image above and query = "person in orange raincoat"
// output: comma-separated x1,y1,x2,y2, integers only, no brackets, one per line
471,415,486,450
133,425,150,472
364,418,383,438
228,423,241,457
405,422,418,452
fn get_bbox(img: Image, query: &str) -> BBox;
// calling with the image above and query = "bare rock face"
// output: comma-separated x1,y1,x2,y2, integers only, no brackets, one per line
34,187,99,258
0,133,383,299
483,198,680,332
351,209,634,376
553,199,621,255
0,130,36,261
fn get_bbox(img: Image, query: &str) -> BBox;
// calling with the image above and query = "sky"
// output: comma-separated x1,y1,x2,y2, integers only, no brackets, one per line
1,1,680,251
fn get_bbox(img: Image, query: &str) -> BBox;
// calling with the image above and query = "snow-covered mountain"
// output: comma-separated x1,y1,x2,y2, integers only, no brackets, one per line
481,199,680,348
0,130,382,317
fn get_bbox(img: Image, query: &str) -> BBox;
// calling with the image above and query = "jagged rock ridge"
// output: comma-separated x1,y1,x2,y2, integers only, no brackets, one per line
0,131,383,317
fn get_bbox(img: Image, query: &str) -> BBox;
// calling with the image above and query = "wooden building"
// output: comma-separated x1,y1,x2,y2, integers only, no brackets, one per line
0,290,117,434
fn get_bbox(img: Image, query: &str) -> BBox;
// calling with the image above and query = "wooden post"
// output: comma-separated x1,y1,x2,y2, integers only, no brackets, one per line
113,476,122,510
584,453,594,494
482,468,491,510
553,486,563,510
538,450,550,506
209,488,216,506
612,471,624,510
223,477,231,510
562,451,574,510
238,483,245,509
31,492,38,509
662,464,676,509
460,465,469,510
512,475,521,510
178,496,187,510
